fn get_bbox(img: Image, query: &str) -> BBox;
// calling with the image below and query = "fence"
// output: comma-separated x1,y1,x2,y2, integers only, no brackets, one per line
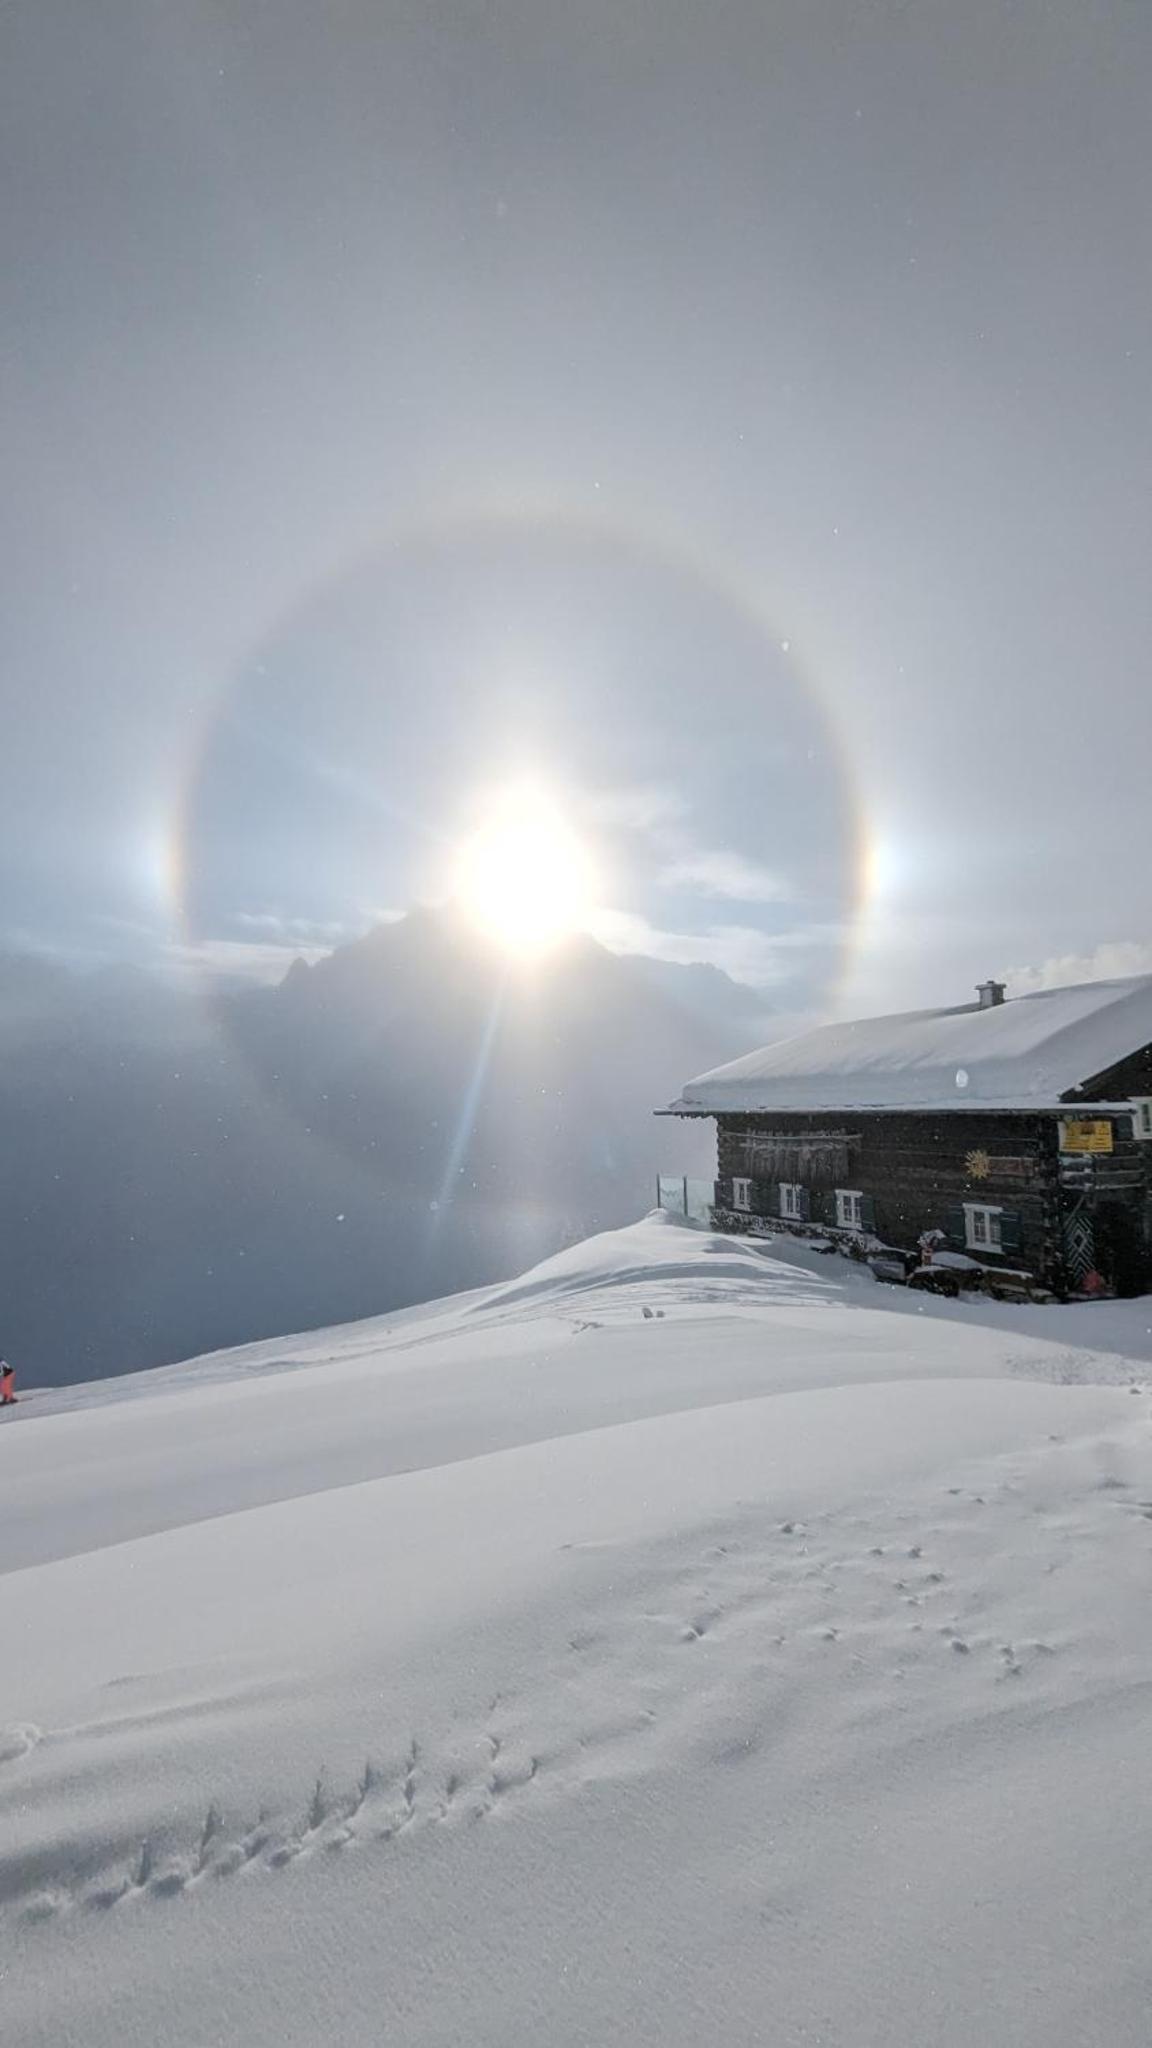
655,1175,715,1224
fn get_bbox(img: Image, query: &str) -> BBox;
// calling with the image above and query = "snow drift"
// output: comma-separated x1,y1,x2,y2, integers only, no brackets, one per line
5,1214,1152,2047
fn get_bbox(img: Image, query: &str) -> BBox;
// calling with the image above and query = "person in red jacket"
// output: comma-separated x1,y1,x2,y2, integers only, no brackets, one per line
0,1360,15,1406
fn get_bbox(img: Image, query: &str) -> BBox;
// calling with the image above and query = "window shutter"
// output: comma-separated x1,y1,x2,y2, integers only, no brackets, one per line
944,1205,967,1247
860,1194,877,1233
765,1181,780,1218
998,1210,1022,1254
798,1186,811,1223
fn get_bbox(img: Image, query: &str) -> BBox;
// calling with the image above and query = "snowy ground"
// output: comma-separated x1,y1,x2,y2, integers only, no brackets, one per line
5,1214,1152,2046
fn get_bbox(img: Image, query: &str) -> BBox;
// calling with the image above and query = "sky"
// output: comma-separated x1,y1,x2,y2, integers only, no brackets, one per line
3,0,1151,1022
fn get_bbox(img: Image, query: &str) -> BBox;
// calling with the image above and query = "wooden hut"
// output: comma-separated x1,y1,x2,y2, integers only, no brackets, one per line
660,975,1152,1298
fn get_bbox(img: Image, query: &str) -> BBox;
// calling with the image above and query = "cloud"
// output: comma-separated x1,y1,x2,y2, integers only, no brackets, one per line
586,790,794,915
90,912,174,943
656,848,792,904
166,907,408,982
1006,939,1152,995
586,783,688,830
355,905,407,927
231,911,351,942
163,938,331,983
590,908,808,989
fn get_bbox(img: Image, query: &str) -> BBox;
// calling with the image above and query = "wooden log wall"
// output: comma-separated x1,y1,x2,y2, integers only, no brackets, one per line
715,1110,1069,1282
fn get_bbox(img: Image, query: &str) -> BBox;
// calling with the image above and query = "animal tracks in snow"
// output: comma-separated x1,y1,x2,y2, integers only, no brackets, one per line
6,1449,1139,1934
8,1719,550,1927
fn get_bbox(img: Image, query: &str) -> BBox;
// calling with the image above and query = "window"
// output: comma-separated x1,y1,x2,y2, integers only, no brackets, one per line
964,1203,1002,1251
835,1189,864,1230
732,1177,752,1212
1133,1100,1152,1142
779,1183,804,1221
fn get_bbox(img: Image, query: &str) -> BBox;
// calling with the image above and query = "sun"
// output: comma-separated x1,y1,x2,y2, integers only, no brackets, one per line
453,783,597,954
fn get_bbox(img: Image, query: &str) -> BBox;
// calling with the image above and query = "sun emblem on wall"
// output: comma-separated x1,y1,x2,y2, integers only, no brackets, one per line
965,1149,991,1181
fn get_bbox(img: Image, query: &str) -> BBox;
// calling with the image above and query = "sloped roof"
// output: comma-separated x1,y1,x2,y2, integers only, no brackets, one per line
669,974,1152,1114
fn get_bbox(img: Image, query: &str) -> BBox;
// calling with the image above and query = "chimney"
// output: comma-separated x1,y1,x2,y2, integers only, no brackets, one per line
976,979,1006,1009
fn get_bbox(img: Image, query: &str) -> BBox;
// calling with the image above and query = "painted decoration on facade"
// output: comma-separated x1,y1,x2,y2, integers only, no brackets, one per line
1057,1119,1114,1155
965,1150,1031,1180
1063,1210,1096,1287
737,1131,853,1181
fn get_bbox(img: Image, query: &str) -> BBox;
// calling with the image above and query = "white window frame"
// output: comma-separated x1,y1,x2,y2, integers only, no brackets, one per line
779,1182,804,1222
1132,1099,1152,1142
732,1177,753,1212
963,1203,1003,1252
835,1188,865,1230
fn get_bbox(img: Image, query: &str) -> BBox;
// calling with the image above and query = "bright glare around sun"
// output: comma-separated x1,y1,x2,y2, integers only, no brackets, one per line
453,783,597,954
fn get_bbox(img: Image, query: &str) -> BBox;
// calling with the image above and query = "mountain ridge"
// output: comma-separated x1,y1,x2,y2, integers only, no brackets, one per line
0,912,773,1383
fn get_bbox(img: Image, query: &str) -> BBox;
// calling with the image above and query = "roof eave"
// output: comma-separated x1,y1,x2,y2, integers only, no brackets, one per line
668,1099,1140,1119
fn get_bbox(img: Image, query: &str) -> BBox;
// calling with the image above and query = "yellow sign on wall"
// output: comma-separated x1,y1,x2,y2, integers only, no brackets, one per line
1058,1119,1113,1155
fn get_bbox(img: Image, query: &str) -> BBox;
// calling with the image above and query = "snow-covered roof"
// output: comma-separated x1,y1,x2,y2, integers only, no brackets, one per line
668,974,1152,1115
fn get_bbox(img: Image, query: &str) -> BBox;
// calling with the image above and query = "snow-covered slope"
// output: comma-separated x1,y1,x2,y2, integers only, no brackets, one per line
5,1215,1152,2047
